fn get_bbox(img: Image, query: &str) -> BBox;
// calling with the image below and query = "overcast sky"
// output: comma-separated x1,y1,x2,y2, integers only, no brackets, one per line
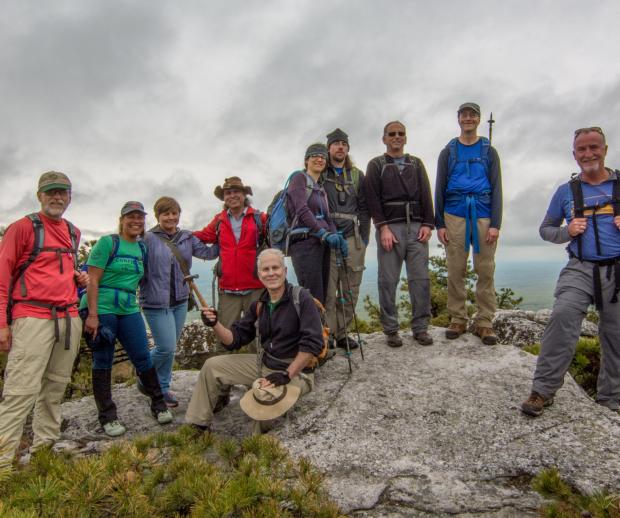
2,0,620,263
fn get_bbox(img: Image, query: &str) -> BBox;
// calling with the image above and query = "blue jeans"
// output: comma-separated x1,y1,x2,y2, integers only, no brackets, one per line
92,312,152,373
142,303,187,393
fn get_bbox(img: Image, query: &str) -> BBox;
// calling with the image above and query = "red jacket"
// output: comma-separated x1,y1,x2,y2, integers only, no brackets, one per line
194,207,267,291
0,213,81,327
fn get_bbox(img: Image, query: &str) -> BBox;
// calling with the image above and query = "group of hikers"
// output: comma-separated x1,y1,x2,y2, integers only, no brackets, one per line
1,99,619,468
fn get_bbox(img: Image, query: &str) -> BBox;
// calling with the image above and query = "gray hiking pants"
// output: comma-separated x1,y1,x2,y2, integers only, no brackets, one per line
532,258,620,409
376,221,431,334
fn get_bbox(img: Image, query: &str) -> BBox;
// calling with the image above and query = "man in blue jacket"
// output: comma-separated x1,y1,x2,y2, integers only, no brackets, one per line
435,102,502,345
522,127,620,417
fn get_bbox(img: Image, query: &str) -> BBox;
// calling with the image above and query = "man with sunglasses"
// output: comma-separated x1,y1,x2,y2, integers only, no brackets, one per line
0,172,88,468
435,102,503,345
364,121,435,347
521,126,620,417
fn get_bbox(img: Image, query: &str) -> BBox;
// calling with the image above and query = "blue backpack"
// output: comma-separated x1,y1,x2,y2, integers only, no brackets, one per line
447,136,491,180
267,170,317,255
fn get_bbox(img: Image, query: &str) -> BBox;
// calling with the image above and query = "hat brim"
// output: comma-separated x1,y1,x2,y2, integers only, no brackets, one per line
240,383,301,421
120,209,147,216
39,183,71,193
214,185,253,201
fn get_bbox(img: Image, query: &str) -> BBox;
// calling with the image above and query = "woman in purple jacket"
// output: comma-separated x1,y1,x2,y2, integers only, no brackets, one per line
287,143,348,304
140,196,218,407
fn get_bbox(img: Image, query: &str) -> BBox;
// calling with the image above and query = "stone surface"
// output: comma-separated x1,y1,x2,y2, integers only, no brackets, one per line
58,325,620,516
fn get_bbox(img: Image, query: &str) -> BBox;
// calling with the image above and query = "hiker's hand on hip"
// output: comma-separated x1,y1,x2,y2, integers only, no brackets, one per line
380,225,398,252
84,314,99,339
74,270,89,288
437,228,449,245
417,225,431,243
486,227,499,244
264,372,291,387
0,327,12,352
568,217,587,237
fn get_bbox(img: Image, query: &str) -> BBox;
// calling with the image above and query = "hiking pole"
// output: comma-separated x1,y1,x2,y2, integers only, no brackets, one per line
487,112,495,144
338,250,365,361
211,264,218,310
183,274,209,308
335,252,353,374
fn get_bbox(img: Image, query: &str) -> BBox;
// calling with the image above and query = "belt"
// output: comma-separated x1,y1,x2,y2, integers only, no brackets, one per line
12,300,76,349
384,201,420,234
331,212,361,249
569,252,620,310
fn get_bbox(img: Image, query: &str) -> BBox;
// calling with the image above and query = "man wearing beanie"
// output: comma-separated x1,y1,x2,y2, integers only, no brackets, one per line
364,121,435,348
435,103,502,345
321,128,370,350
0,171,88,468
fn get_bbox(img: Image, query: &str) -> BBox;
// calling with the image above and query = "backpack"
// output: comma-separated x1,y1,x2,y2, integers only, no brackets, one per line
377,154,419,177
266,170,316,254
77,234,147,300
322,166,361,197
447,137,491,181
7,213,79,323
256,285,330,371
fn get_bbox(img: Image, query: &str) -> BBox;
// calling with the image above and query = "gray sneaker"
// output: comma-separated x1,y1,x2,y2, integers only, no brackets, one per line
156,409,174,425
103,420,127,437
386,332,403,348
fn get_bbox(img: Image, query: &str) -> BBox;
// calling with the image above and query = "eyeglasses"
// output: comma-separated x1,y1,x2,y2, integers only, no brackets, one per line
574,127,604,137
309,154,326,160
386,131,406,137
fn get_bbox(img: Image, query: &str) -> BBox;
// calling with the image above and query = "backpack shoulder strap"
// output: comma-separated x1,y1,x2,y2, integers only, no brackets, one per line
138,240,147,268
64,219,79,270
569,175,585,217
291,285,303,318
106,234,121,267
253,210,265,248
613,171,620,217
447,138,459,177
13,213,45,297
378,155,388,178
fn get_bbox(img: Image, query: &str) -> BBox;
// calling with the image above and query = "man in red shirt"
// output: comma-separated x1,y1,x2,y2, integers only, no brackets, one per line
194,177,267,349
0,171,88,468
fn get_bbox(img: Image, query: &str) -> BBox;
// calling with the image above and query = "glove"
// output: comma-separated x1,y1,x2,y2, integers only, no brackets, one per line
315,228,328,239
201,308,218,327
264,371,291,386
324,232,341,250
338,235,349,258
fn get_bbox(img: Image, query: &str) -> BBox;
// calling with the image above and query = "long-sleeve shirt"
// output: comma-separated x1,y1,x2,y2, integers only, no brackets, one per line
286,170,335,233
364,154,434,228
0,213,81,327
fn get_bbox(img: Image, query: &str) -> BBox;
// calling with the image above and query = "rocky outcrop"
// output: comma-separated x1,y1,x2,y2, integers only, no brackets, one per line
493,309,598,347
58,328,620,517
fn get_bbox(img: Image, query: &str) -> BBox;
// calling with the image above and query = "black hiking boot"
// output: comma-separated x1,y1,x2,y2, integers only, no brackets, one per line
137,368,173,424
336,336,359,350
386,332,403,348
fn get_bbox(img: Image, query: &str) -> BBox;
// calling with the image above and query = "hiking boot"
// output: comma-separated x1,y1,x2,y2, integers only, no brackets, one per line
386,332,403,348
520,392,554,417
414,330,434,346
155,409,174,425
474,326,498,345
163,391,179,408
136,379,148,397
103,420,126,437
445,323,467,340
336,336,359,350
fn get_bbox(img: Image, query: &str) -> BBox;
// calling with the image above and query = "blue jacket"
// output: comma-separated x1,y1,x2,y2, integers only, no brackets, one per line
139,226,218,309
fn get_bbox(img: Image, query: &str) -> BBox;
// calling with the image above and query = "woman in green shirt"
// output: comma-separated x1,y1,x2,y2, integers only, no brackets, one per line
82,201,173,437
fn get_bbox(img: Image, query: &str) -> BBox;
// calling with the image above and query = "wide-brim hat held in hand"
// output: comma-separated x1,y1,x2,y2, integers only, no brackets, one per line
240,378,301,421
214,176,253,200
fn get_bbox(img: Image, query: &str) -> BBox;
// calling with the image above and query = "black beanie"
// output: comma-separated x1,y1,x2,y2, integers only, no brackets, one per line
326,128,349,148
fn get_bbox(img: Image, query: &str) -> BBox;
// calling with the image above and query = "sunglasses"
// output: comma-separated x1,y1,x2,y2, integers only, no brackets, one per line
386,131,406,137
574,127,604,137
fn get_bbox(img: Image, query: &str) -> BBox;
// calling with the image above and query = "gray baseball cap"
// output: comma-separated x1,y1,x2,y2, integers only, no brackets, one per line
458,102,481,115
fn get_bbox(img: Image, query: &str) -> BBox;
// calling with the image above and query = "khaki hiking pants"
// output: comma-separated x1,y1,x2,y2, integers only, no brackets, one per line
0,316,81,467
185,354,313,433
217,290,262,353
445,213,497,328
325,236,366,341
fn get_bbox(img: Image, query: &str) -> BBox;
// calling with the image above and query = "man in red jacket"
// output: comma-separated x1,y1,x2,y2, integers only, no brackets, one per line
194,177,267,350
0,171,89,468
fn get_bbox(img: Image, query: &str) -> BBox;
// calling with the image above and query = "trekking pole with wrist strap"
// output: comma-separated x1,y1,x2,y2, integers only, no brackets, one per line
335,252,353,373
338,250,364,361
488,112,495,144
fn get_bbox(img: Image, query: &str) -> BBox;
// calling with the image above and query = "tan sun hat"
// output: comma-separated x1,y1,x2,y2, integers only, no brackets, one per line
213,176,253,201
240,378,301,421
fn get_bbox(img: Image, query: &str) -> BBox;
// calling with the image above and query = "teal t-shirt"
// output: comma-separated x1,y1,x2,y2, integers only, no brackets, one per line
79,235,145,315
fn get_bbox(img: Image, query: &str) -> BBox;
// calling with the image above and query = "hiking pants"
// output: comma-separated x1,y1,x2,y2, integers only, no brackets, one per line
532,258,620,409
445,214,497,328
92,312,151,373
0,316,81,467
289,237,330,305
185,354,313,432
325,236,366,340
143,302,188,394
376,221,431,334
217,289,262,353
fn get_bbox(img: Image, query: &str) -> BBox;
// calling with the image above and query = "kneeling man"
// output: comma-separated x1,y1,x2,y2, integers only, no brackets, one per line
186,248,324,431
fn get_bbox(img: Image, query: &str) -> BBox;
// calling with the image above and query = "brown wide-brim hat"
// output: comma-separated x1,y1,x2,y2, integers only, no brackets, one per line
214,176,253,201
240,379,301,421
